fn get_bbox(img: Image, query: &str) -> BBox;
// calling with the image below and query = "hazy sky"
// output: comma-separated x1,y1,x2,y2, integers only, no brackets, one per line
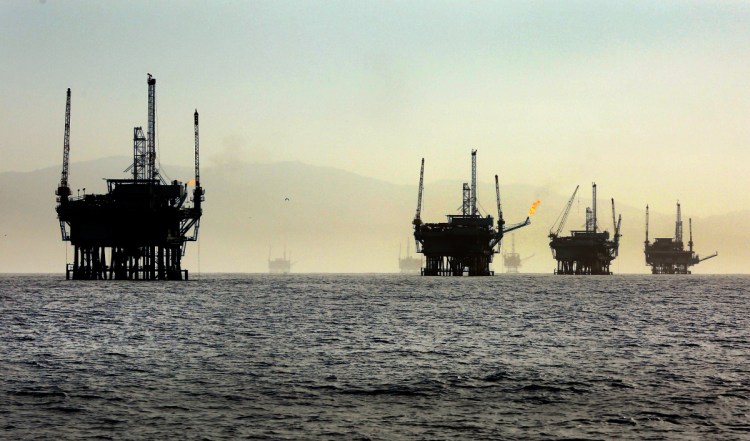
2,0,749,218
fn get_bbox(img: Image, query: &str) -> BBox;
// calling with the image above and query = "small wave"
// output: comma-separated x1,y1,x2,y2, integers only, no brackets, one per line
340,385,432,397
637,411,683,424
520,384,563,393
9,389,68,399
49,406,83,413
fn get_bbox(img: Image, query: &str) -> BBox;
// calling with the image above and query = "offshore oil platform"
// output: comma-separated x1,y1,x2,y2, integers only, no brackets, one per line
502,234,534,273
398,241,422,274
55,75,204,280
644,203,717,274
268,247,292,274
549,183,621,275
412,150,530,276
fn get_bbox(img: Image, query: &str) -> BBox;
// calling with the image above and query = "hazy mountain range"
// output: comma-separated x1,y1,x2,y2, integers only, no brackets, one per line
0,157,745,274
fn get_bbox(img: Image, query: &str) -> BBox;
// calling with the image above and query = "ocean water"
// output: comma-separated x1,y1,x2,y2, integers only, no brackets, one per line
1,274,749,440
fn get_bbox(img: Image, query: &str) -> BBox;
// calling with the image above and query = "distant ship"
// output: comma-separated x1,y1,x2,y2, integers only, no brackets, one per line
268,247,292,274
399,240,422,274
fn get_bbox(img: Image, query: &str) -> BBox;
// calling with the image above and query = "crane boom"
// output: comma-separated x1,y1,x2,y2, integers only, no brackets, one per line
57,88,72,200
494,174,504,229
699,252,718,262
551,185,579,238
194,110,200,188
192,109,204,213
413,158,424,226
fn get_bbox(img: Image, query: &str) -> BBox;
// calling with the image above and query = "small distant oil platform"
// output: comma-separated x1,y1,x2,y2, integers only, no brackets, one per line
268,247,292,274
502,234,534,273
412,150,531,276
55,75,204,280
398,240,422,274
644,202,717,274
549,183,621,275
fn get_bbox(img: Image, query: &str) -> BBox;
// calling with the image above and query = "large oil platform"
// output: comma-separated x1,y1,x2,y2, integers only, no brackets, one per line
502,234,534,273
644,203,717,274
268,247,292,274
549,183,621,275
55,75,204,280
412,150,530,276
398,241,422,274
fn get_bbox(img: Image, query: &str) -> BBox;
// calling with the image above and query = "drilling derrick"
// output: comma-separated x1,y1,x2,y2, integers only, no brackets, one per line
55,75,204,280
549,183,621,275
412,151,530,276
644,202,717,274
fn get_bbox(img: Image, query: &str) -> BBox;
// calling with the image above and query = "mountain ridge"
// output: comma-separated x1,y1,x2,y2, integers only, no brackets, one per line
0,157,745,273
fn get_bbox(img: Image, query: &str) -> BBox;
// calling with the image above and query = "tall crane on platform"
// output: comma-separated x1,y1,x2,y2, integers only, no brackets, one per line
495,174,504,232
56,88,72,202
56,88,72,241
550,185,579,238
611,198,622,253
413,158,424,227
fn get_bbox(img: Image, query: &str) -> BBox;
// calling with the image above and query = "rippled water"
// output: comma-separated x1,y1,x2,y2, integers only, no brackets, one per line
2,274,749,439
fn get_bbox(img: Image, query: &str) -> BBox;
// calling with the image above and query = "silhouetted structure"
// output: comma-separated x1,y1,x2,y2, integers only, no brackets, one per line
268,247,292,274
644,203,717,274
412,151,530,276
502,234,534,273
55,75,204,280
549,183,621,275
398,241,422,274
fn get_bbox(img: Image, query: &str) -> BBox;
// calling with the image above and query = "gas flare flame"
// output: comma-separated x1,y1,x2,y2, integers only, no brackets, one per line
528,199,541,216
187,179,196,186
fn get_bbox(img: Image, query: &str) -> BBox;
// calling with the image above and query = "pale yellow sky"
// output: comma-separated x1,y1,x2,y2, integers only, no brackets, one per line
1,0,749,221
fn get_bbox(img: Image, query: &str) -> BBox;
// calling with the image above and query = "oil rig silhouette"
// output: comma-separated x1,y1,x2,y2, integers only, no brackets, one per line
502,234,534,273
644,203,717,274
398,240,422,274
412,150,530,276
268,247,292,274
55,75,204,280
549,183,621,275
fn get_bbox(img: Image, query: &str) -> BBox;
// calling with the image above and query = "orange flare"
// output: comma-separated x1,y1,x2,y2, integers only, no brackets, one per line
528,199,541,216
187,179,196,186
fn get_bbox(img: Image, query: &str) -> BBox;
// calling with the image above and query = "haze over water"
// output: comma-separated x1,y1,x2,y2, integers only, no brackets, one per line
3,274,749,439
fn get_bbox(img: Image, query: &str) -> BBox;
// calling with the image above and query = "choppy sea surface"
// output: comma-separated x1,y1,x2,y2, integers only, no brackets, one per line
1,274,749,440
